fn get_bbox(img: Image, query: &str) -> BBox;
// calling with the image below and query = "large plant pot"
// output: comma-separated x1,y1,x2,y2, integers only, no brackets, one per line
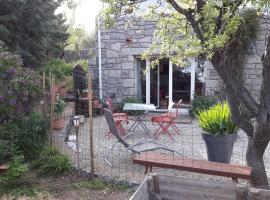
202,132,237,163
53,117,65,130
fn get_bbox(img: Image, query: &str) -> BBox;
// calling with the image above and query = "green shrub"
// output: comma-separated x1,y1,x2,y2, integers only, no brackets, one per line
197,102,237,135
71,59,89,72
119,97,143,115
44,59,73,80
0,121,19,164
15,113,49,161
0,156,28,185
37,146,71,176
54,99,66,117
190,96,215,118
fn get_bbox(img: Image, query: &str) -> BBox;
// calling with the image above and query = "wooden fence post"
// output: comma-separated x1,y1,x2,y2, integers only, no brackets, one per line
49,73,55,146
88,72,94,178
43,70,46,116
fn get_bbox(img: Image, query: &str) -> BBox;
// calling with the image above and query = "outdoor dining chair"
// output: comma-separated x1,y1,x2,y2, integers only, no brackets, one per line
105,97,128,138
151,99,182,140
103,108,181,167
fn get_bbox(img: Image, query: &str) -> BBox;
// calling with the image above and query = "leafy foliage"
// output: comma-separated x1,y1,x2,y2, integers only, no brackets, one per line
36,146,71,176
14,113,49,161
197,102,237,135
0,156,28,185
0,0,68,67
54,99,66,117
0,42,42,124
44,59,73,80
224,9,259,80
66,27,95,52
190,96,215,118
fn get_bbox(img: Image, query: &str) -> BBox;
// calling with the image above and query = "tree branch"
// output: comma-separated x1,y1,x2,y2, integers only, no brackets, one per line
166,0,205,42
196,0,205,13
262,36,270,114
226,88,254,137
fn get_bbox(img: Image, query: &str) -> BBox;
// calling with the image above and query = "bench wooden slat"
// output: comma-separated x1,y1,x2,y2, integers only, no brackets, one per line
133,152,252,181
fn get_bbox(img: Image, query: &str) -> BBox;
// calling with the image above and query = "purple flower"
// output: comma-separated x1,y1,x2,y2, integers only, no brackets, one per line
0,95,3,102
8,67,16,74
9,99,16,105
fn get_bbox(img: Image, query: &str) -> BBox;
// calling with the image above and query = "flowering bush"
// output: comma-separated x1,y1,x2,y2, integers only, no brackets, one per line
0,41,42,123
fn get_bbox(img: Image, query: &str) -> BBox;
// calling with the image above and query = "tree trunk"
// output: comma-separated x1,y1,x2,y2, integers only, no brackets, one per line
246,126,269,189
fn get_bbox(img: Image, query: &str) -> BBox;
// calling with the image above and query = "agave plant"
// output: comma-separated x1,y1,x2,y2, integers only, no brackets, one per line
197,102,237,136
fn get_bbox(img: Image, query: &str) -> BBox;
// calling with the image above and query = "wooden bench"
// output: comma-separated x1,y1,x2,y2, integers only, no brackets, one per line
133,152,252,183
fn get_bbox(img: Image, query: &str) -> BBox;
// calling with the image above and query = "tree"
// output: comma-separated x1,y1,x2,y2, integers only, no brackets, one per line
103,0,270,187
66,27,95,52
0,0,68,67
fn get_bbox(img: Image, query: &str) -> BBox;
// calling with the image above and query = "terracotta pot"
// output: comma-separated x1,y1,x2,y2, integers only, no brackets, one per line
53,116,65,130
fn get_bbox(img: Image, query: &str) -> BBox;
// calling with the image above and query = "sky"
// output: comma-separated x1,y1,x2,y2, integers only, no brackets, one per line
62,0,103,33
65,0,159,33
74,0,103,33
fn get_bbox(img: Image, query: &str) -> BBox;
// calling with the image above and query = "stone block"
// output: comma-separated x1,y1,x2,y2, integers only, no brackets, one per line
122,69,135,78
120,47,148,55
123,79,135,88
109,70,121,78
111,43,121,51
139,36,152,43
122,62,134,70
128,55,134,62
106,50,119,58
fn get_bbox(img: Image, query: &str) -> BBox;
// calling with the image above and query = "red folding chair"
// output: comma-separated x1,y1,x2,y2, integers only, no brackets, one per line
151,99,182,140
106,97,128,138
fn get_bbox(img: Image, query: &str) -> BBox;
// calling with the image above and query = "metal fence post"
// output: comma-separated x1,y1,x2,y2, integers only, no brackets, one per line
88,72,95,178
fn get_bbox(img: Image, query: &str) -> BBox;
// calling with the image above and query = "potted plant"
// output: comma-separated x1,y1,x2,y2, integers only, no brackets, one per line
197,102,238,163
53,99,66,130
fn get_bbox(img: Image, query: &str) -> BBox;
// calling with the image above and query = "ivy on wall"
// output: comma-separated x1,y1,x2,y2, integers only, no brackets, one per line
223,9,259,81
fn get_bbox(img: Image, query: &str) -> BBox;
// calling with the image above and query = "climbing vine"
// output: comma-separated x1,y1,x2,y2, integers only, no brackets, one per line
223,9,259,81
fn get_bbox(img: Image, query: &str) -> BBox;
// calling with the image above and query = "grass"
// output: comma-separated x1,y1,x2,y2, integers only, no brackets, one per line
73,179,129,192
0,171,131,200
0,183,42,198
1,192,53,200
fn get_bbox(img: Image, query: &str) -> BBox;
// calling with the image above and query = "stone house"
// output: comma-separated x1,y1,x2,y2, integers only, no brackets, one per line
89,14,270,106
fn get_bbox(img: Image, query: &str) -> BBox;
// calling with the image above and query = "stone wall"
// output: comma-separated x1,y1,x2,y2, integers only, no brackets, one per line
204,15,270,103
90,14,270,104
89,16,156,103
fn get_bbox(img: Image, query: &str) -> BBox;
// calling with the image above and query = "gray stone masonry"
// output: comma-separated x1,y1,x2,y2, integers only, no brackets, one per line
89,15,270,104
204,15,270,103
89,16,156,103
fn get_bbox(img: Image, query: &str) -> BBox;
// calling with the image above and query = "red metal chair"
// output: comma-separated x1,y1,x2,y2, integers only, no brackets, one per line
106,97,128,138
151,99,182,140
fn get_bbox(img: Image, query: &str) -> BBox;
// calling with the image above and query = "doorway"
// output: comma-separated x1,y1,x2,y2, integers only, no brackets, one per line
136,57,199,107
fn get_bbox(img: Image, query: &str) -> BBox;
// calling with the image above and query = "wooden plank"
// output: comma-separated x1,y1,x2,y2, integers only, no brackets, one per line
133,152,252,180
158,174,236,200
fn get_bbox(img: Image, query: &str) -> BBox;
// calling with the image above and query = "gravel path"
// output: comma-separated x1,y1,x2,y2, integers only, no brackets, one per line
53,104,270,185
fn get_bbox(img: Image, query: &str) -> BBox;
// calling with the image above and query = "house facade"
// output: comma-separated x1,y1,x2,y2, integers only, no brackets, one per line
89,14,270,105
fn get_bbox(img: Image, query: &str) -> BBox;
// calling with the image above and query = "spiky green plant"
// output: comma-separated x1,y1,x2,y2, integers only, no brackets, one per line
197,102,237,135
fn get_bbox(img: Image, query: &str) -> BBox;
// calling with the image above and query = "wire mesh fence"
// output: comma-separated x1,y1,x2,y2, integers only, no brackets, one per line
48,72,270,187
